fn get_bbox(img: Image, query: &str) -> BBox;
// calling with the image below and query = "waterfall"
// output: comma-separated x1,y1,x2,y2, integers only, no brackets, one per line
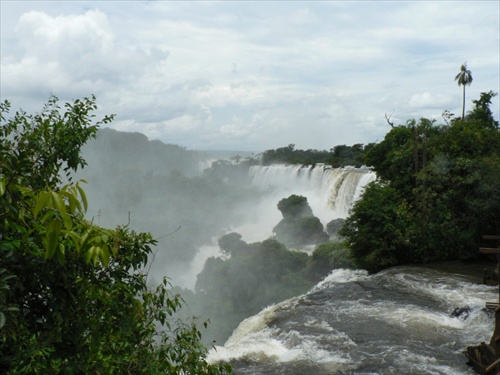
249,165,376,221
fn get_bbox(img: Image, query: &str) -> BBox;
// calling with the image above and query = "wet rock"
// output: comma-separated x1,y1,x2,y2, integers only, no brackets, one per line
450,306,472,319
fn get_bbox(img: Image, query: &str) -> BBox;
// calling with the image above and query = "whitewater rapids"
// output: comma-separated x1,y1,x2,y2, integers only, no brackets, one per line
208,267,495,374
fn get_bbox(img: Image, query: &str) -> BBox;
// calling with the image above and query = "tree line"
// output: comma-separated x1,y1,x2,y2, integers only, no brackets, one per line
261,143,375,167
342,91,499,272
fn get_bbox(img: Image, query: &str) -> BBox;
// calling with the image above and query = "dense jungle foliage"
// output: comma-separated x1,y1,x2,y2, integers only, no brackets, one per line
180,232,352,344
176,195,352,345
341,91,500,272
273,195,329,247
0,96,231,374
261,143,375,167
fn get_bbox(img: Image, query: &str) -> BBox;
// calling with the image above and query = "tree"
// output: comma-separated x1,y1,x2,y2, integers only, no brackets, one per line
344,92,499,272
455,62,473,119
218,232,248,257
307,241,354,279
0,96,231,374
192,235,314,344
274,195,329,247
277,194,313,219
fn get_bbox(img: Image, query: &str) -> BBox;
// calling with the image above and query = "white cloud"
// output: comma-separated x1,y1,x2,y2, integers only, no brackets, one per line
1,1,498,151
409,92,454,110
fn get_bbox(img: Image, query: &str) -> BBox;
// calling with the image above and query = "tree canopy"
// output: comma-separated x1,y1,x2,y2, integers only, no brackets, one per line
0,96,231,374
261,143,374,167
342,92,500,272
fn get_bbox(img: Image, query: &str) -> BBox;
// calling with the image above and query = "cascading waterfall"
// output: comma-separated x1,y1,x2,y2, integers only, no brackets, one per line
249,165,376,221
200,164,494,374
185,165,376,287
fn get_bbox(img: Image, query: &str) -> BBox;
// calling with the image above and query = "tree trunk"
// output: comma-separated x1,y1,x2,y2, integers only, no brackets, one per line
462,84,466,119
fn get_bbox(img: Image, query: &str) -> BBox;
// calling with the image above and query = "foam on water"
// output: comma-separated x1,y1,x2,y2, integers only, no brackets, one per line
209,266,495,374
208,324,354,368
310,268,369,292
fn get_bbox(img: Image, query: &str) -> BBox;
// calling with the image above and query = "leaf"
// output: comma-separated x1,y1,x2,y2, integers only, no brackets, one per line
0,312,5,329
99,245,110,267
76,181,88,213
45,220,62,259
33,191,51,218
61,188,79,215
51,191,67,217
0,177,5,197
84,246,95,264
56,243,66,265
67,231,82,253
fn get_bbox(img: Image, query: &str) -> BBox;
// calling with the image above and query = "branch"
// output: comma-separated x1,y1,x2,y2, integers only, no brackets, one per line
385,110,395,128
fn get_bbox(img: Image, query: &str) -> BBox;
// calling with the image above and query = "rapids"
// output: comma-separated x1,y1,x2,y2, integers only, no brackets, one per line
208,267,495,374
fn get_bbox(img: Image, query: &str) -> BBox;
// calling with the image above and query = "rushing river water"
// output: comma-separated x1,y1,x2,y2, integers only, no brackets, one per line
208,266,496,374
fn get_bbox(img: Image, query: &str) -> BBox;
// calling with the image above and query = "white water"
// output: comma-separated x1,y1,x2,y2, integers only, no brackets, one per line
249,165,376,225
185,165,376,288
209,267,495,374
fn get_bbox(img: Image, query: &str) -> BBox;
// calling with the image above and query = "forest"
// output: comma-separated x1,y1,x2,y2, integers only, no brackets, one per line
343,91,500,272
0,89,499,373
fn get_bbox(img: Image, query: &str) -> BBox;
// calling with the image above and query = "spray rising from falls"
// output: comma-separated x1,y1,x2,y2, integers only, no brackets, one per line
249,165,376,223
186,165,376,287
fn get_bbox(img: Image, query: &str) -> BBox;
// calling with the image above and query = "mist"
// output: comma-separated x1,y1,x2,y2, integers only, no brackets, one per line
73,128,375,344
73,128,258,286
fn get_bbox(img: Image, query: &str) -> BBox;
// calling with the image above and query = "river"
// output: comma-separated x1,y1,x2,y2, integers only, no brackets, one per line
209,264,496,374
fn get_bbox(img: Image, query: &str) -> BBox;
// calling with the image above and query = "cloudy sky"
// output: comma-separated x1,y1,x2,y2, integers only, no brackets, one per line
1,1,499,152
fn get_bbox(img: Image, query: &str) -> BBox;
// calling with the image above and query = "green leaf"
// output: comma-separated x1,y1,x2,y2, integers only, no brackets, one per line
61,187,80,214
51,191,67,217
45,220,62,259
99,245,110,267
0,177,5,197
33,191,51,218
76,181,88,212
0,312,5,329
67,231,82,253
56,243,66,264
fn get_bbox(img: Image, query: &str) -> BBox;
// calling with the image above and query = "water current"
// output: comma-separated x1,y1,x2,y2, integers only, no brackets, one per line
249,165,377,222
208,266,496,374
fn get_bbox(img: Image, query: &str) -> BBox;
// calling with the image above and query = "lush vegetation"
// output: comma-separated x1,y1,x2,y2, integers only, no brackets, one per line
74,128,261,284
0,96,231,374
181,233,352,344
341,91,500,272
261,143,374,167
273,195,329,247
175,195,351,344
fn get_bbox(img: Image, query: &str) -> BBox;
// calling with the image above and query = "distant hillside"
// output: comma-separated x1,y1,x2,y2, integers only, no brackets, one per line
71,128,261,286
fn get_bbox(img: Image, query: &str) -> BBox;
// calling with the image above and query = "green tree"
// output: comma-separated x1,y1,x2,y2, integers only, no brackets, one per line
274,195,329,247
344,92,499,272
340,183,412,272
218,232,248,257
192,236,316,344
455,62,473,119
307,241,354,279
277,194,313,219
0,96,231,374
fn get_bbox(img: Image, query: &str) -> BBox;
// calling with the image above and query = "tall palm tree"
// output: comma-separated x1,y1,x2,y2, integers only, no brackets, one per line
454,62,473,119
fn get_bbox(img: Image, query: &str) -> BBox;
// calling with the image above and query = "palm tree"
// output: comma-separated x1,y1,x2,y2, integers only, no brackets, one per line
454,62,473,119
